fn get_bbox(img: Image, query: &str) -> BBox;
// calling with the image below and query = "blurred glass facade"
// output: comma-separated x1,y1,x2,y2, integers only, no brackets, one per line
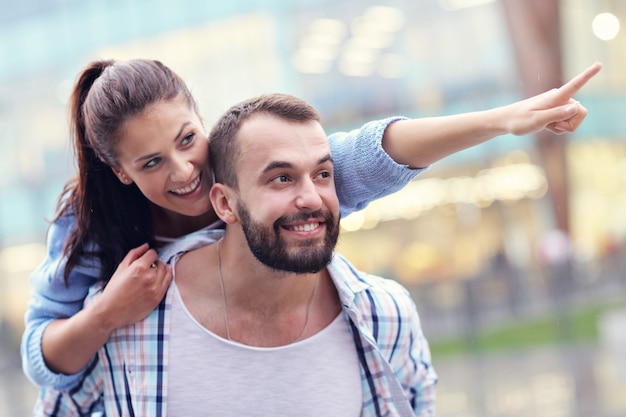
1,0,625,415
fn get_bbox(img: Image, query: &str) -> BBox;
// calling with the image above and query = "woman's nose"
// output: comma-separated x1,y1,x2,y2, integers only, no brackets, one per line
170,156,194,182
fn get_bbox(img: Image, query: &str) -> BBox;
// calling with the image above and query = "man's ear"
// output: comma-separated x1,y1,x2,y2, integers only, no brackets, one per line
210,184,238,224
111,167,133,185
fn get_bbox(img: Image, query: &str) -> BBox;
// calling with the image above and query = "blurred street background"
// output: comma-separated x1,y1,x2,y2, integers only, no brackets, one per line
1,0,626,415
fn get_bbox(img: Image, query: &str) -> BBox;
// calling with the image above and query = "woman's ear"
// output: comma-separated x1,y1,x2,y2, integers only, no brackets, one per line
210,184,238,224
111,167,133,185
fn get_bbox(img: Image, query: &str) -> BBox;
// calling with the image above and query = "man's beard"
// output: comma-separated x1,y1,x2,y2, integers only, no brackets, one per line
237,201,339,274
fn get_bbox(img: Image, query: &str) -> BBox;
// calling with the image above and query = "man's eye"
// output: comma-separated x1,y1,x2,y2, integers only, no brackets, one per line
316,171,332,180
272,175,289,183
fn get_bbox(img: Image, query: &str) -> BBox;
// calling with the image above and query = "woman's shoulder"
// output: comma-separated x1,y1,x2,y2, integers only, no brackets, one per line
158,223,225,264
44,212,77,252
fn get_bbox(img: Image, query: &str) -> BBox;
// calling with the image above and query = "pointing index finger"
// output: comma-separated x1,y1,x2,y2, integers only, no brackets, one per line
558,62,602,98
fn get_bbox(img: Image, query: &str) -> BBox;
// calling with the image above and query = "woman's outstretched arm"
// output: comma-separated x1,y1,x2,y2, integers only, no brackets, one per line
381,62,602,168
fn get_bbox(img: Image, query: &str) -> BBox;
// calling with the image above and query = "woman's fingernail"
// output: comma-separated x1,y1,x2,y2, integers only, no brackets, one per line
564,104,577,116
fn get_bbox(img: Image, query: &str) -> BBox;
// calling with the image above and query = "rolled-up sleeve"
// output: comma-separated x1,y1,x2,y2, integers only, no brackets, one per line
21,215,101,390
328,117,428,217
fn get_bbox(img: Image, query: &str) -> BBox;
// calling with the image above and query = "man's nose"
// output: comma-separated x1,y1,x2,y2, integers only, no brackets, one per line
295,178,323,211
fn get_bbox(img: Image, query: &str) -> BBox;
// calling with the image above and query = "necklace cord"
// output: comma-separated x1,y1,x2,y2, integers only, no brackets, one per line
216,238,319,343
216,239,232,341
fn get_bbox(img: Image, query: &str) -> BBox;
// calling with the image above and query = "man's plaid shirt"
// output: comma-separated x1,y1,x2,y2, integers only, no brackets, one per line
34,232,437,416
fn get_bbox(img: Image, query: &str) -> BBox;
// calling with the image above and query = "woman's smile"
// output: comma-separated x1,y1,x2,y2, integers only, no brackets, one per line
169,173,202,196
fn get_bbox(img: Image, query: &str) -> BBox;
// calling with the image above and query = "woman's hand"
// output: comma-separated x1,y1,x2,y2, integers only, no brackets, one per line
503,62,602,136
92,243,172,330
42,243,172,375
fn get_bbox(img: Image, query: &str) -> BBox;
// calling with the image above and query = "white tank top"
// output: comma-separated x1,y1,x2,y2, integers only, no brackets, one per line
167,283,362,416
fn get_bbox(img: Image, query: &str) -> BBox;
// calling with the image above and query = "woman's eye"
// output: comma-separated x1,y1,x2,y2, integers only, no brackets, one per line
181,133,195,146
143,157,161,169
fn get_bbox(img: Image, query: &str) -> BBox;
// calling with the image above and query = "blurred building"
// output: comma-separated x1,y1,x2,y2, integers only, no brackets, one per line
2,0,624,324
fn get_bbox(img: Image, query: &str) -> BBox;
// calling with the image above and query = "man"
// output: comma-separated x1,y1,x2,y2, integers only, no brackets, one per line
34,93,436,416
171,93,437,415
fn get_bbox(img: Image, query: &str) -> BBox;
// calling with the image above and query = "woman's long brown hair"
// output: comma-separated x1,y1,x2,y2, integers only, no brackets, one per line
56,59,197,285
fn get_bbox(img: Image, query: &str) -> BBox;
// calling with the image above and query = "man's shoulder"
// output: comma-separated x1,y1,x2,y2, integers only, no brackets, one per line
329,254,418,344
328,253,414,307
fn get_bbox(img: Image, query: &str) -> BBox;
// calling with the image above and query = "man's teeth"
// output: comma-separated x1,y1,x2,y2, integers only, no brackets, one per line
172,176,200,194
291,223,319,232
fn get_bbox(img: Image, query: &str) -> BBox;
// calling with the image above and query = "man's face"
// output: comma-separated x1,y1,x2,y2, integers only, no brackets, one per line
232,113,340,273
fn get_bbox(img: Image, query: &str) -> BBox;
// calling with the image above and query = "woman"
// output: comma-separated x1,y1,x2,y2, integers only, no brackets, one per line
22,58,601,391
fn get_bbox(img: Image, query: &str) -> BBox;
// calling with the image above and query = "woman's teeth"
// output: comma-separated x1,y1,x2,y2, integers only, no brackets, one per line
171,176,200,195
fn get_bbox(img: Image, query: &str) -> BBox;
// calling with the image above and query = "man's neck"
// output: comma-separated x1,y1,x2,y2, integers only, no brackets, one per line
216,235,322,313
174,233,342,347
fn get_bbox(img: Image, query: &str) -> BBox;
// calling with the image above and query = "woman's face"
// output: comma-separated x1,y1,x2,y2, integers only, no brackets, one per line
112,95,213,218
